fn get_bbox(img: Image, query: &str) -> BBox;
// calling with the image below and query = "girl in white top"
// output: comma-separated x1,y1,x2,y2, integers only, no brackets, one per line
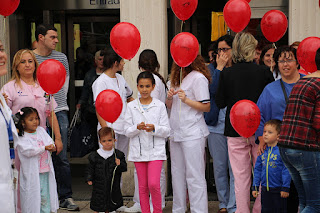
126,49,168,212
124,71,170,213
166,55,211,213
92,48,133,157
14,107,58,213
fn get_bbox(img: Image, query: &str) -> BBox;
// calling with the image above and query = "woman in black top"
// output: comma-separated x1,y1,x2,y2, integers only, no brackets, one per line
216,32,274,213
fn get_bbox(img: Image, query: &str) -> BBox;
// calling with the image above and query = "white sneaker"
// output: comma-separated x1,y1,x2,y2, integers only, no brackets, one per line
124,203,142,212
116,206,127,212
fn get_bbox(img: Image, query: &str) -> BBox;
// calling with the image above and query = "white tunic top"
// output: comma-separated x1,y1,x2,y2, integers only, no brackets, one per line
0,94,16,213
124,98,170,162
92,73,133,134
169,71,210,141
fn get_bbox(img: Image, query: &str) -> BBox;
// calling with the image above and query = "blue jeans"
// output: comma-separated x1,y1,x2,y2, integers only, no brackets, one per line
208,133,236,212
279,147,320,213
52,111,72,200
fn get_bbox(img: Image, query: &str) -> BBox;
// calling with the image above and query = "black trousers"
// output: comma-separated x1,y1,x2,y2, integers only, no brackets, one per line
261,186,287,213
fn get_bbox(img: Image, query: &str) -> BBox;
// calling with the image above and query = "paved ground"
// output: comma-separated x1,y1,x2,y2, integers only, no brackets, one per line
57,200,223,212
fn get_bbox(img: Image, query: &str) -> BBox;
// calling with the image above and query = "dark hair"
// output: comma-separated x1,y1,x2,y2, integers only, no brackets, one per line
138,49,167,90
259,44,274,66
264,119,282,134
35,24,57,42
14,107,40,136
137,71,155,85
316,48,320,70
101,48,122,70
256,39,270,51
98,127,115,139
216,34,234,49
273,46,299,75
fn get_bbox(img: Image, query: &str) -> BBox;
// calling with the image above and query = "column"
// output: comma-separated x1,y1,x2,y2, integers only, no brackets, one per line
120,0,168,98
289,0,320,44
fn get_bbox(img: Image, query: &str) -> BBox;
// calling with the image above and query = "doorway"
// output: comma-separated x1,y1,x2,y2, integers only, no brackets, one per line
66,16,120,116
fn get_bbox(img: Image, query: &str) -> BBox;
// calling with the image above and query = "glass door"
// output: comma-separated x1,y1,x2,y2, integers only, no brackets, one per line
67,16,120,116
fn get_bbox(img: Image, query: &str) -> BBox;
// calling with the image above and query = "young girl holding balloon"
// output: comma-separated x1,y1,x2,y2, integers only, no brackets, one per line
14,107,59,212
166,55,211,213
124,71,170,213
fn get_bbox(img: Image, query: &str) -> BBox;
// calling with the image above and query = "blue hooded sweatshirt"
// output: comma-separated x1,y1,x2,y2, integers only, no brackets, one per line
252,145,291,192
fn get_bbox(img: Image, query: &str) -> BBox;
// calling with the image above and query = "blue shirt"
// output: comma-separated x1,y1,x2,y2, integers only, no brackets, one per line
253,146,291,192
255,75,304,140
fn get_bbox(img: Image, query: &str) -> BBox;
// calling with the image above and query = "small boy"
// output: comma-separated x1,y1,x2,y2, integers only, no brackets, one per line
252,119,291,213
87,127,127,213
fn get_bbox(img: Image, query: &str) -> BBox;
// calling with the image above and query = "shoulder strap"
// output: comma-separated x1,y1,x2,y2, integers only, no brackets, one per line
280,79,289,104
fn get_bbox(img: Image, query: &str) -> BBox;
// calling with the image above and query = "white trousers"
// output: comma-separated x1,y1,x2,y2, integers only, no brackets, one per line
133,164,166,209
170,138,208,213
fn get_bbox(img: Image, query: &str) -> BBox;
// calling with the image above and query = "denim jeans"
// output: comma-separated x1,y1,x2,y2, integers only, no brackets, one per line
52,110,72,200
279,147,320,213
208,133,236,212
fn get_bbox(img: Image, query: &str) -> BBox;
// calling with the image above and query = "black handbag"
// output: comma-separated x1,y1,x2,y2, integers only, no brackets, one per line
69,109,94,158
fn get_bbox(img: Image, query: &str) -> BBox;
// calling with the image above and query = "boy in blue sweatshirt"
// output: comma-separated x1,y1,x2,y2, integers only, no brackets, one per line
252,119,291,213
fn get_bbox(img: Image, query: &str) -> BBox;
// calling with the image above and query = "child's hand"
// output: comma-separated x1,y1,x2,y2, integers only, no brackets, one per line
177,89,187,103
280,191,289,198
87,181,92,185
137,122,146,130
115,158,120,166
144,124,155,132
45,144,55,152
252,191,259,198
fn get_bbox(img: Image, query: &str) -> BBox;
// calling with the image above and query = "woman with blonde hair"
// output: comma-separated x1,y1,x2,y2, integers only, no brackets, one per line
166,55,211,213
216,32,274,213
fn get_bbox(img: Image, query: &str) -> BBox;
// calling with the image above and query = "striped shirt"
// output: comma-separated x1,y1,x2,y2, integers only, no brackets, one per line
35,50,70,112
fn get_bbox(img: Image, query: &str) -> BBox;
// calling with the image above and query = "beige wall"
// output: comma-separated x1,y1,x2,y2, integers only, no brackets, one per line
288,0,320,45
120,0,168,98
0,16,11,88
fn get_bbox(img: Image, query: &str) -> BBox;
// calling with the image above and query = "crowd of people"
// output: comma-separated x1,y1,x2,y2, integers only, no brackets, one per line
0,23,320,213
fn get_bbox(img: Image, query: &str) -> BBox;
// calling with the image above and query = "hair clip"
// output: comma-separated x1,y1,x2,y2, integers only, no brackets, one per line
18,110,24,115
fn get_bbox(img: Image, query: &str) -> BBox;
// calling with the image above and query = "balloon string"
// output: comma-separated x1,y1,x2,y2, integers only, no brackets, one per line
273,42,277,50
3,17,5,39
179,67,183,121
247,138,258,194
180,21,184,33
110,122,118,205
51,95,54,142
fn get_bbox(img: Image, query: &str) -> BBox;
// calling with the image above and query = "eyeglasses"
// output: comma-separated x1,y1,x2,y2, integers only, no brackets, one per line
217,48,231,53
278,59,296,64
0,48,5,52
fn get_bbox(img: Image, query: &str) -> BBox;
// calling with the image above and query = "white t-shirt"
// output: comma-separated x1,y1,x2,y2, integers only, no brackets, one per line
92,73,133,134
169,71,210,141
138,73,166,104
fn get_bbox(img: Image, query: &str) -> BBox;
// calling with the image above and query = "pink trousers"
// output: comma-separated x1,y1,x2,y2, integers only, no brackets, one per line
227,136,261,213
134,160,163,213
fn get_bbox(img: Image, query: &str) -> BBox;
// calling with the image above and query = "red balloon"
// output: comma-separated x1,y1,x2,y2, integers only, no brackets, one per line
37,59,66,94
230,100,261,138
110,22,141,60
170,32,199,67
171,0,198,21
261,10,288,43
297,37,320,73
95,90,123,123
0,0,20,17
223,0,251,33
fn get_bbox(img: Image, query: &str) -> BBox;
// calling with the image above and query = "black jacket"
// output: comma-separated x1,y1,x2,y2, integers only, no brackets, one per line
86,149,127,212
216,62,274,137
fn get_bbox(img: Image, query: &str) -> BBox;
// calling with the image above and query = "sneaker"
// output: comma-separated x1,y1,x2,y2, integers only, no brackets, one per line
117,205,127,212
59,198,80,211
124,203,142,212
